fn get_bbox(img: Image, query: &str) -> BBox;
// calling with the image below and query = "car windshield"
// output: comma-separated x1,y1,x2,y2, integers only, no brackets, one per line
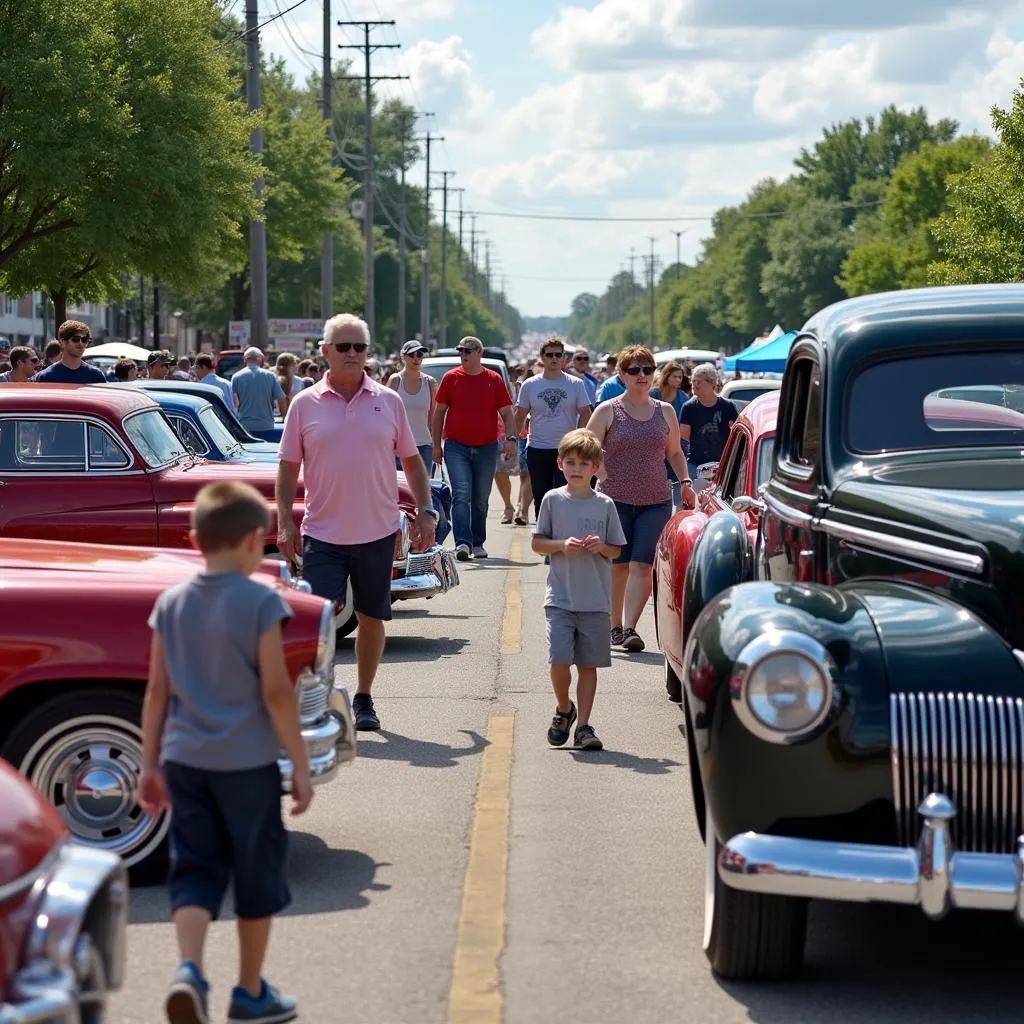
847,350,1024,454
123,409,188,467
755,436,775,488
199,405,242,454
728,387,770,403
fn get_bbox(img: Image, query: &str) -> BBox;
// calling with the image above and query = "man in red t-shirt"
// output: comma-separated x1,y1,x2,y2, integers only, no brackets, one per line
432,336,516,560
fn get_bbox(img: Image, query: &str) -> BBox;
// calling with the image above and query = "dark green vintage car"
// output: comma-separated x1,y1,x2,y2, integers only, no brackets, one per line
677,284,1024,980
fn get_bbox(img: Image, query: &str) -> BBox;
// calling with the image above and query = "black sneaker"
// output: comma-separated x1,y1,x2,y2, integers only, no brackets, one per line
165,961,209,1024
574,724,604,750
547,702,577,747
610,626,624,647
227,979,297,1023
352,693,380,731
621,628,645,652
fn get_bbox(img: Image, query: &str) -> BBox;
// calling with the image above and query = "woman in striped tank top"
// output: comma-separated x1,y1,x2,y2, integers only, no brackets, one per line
588,346,695,653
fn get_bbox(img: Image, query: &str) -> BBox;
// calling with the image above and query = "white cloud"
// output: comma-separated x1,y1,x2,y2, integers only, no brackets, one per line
398,35,495,131
470,149,654,199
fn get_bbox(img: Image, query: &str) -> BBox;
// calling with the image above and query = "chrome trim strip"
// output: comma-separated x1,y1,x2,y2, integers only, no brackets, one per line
761,490,812,527
0,841,62,905
815,517,985,575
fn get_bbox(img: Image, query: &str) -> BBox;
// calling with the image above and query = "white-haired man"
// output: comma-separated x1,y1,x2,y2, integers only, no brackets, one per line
679,362,737,485
231,346,286,440
276,313,436,732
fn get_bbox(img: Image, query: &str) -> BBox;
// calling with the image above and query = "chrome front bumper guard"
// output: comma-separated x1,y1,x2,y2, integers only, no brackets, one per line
391,544,460,600
720,793,1024,920
278,677,356,790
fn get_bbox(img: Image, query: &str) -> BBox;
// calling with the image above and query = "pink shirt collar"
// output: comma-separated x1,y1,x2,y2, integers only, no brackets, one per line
314,371,383,400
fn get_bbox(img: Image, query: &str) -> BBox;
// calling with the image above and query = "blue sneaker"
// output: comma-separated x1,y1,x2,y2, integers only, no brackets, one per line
165,961,209,1024
227,980,298,1023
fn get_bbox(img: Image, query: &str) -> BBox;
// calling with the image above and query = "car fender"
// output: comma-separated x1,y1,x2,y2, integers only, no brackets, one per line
156,502,305,549
654,509,707,667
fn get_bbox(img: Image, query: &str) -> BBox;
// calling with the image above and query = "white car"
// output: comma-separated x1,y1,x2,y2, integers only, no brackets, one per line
719,377,781,411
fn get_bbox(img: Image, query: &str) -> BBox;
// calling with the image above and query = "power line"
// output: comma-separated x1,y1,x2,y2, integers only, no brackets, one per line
231,0,313,39
267,0,319,70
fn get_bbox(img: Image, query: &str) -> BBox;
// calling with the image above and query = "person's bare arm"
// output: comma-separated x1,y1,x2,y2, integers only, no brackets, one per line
138,633,171,814
277,396,287,417
499,403,516,441
427,375,438,423
577,404,592,428
532,534,584,556
386,373,400,391
258,622,313,814
275,459,302,561
515,404,529,435
587,403,612,444
431,401,448,459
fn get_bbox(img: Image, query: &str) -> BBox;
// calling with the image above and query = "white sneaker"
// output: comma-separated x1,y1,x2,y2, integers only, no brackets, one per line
455,544,472,561
472,545,488,559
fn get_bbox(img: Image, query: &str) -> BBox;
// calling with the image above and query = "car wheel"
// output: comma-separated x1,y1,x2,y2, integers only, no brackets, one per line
702,815,807,980
334,579,357,638
665,657,682,703
2,689,170,886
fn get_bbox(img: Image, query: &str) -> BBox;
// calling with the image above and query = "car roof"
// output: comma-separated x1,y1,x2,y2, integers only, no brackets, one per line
134,379,231,403
721,379,782,396
104,383,211,411
0,383,157,417
739,389,780,439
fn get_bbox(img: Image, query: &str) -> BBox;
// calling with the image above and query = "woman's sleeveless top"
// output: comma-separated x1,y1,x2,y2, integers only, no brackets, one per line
598,398,670,506
397,373,432,445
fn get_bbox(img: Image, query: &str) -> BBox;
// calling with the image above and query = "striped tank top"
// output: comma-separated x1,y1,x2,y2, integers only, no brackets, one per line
598,398,671,506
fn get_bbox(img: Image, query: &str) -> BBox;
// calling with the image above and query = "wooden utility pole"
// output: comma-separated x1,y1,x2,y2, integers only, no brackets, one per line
320,0,333,319
245,0,268,350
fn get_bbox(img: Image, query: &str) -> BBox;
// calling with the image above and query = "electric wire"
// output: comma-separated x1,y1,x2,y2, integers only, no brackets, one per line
231,0,314,40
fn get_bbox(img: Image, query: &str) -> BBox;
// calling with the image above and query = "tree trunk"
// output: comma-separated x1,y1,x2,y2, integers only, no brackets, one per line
48,290,68,330
231,267,250,322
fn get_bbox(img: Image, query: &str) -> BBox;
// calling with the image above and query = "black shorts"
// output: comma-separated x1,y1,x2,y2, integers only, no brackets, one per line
164,761,290,920
302,532,395,621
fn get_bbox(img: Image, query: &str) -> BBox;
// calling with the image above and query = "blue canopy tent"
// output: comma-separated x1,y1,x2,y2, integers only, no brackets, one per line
724,330,798,373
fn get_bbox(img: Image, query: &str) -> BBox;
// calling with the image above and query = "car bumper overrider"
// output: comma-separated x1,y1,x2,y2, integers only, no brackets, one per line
391,544,460,600
0,842,128,1024
278,672,356,790
719,792,1024,920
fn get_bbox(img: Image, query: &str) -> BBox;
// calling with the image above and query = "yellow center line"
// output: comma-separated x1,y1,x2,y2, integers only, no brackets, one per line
499,538,523,654
448,710,515,1024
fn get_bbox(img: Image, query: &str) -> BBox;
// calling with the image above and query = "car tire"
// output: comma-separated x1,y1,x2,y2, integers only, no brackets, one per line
702,816,807,980
2,689,170,886
665,657,683,703
335,606,357,638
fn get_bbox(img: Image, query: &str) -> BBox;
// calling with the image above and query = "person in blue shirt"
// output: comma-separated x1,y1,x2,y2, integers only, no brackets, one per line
194,353,234,406
31,321,107,384
231,347,286,439
596,364,625,403
569,347,600,404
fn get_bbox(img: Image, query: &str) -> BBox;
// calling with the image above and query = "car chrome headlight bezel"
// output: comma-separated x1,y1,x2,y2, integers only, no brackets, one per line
730,630,837,744
315,600,336,673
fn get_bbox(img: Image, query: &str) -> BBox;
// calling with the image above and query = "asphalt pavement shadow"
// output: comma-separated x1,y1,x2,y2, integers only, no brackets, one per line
356,728,488,769
718,901,1024,1022
127,834,389,924
336,635,470,662
612,650,664,666
566,748,683,775
462,556,536,569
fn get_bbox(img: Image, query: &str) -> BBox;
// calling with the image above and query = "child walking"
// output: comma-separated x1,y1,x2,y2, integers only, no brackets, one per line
532,429,626,749
138,481,315,1024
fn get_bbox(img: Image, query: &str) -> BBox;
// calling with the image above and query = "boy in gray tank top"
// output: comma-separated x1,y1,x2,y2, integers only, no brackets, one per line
138,481,313,1024
532,429,626,750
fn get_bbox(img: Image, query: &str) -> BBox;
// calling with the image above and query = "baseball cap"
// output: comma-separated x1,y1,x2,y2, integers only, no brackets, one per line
401,340,428,356
147,350,173,366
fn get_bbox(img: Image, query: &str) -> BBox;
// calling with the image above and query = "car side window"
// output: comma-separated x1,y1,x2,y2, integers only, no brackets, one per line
88,424,130,469
0,419,87,472
786,359,822,471
170,416,209,456
720,432,749,501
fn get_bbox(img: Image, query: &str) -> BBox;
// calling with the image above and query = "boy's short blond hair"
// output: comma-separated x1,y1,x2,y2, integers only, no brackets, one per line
558,428,603,464
191,481,271,552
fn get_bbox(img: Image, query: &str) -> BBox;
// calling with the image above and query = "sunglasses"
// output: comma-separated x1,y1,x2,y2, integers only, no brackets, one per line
67,334,91,343
574,355,589,362
334,342,368,353
542,351,564,359
456,347,481,355
406,351,426,358
624,365,656,376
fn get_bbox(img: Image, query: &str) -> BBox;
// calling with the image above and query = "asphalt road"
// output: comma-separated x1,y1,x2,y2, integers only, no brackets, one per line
110,496,1024,1024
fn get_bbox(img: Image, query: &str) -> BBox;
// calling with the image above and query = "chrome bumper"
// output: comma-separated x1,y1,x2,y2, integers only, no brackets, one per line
391,544,460,600
278,675,356,790
720,793,1024,920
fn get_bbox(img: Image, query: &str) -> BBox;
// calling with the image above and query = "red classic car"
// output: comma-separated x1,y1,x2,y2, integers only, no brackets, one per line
654,390,779,702
0,536,356,882
0,384,459,636
0,756,127,1022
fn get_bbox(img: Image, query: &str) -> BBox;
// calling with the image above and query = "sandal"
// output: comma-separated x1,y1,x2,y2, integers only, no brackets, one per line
513,513,528,526
501,510,514,524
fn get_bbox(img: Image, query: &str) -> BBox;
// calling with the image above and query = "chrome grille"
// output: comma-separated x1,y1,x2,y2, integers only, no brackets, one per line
299,681,329,723
891,692,1024,853
406,551,437,576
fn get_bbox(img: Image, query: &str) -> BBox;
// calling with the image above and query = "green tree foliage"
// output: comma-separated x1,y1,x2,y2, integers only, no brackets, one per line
931,88,1024,285
0,0,258,322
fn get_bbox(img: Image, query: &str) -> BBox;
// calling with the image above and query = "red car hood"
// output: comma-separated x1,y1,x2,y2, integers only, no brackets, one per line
0,537,207,582
0,758,65,888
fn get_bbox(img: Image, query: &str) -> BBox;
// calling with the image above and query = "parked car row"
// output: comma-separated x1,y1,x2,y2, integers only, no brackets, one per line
654,283,1024,981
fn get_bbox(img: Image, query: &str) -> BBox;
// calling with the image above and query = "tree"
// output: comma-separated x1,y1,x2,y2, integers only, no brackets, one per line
0,0,258,323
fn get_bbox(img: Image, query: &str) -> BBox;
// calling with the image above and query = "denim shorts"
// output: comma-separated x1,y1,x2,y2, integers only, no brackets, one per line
302,532,395,621
612,500,673,565
164,761,290,920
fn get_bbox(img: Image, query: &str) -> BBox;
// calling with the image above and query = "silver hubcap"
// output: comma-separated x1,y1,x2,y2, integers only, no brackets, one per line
20,715,167,866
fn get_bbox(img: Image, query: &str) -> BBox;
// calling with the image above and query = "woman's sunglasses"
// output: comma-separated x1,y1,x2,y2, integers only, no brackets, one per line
624,365,656,376
334,342,368,353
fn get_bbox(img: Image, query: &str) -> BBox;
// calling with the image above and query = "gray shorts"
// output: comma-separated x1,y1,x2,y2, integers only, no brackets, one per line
545,607,612,668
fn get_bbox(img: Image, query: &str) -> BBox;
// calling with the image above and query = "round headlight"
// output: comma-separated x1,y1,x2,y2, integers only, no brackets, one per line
315,600,337,672
731,631,836,744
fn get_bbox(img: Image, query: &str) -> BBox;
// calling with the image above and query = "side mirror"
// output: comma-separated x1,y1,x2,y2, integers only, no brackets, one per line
730,495,765,515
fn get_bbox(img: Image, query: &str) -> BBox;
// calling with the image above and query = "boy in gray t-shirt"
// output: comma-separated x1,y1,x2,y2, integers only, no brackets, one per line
533,428,626,750
138,480,313,1024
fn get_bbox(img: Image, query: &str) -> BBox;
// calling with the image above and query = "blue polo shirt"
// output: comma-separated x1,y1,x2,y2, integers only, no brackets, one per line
231,365,284,432
32,361,107,384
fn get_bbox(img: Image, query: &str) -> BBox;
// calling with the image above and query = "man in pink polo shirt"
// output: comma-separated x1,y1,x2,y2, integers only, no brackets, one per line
276,313,436,731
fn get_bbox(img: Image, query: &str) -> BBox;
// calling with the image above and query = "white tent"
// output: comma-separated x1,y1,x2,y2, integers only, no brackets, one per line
83,342,152,361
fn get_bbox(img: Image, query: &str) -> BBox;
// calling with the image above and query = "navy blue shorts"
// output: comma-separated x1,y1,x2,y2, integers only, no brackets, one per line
164,761,290,920
303,532,395,621
612,500,673,566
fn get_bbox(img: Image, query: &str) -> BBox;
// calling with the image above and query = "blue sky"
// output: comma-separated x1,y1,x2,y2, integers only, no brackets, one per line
264,0,1024,318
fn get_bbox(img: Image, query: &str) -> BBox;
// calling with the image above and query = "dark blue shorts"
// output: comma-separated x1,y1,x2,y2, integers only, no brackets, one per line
302,532,395,621
612,500,673,566
165,761,290,920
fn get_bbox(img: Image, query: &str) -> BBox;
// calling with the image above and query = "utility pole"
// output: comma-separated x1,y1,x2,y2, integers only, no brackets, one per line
138,275,146,347
674,230,684,282
320,0,333,320
245,0,269,351
417,131,444,344
397,111,432,346
648,236,657,350
628,247,637,303
435,171,455,347
484,239,494,307
468,215,478,296
337,21,406,344
152,279,161,351
457,191,465,269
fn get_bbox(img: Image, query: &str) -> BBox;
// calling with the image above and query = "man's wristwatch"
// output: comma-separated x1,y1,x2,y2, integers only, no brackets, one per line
415,507,440,523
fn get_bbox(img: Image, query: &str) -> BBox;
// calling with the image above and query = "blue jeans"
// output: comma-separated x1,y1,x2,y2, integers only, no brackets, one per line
396,443,433,476
443,439,499,549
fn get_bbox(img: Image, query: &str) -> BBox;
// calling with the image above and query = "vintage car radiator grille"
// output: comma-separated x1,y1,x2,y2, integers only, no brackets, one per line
299,681,329,723
891,692,1024,854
